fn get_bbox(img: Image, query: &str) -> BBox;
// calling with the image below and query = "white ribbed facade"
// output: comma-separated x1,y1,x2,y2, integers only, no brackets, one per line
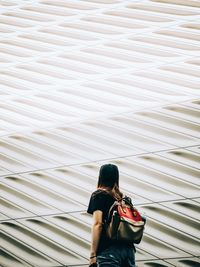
0,0,200,266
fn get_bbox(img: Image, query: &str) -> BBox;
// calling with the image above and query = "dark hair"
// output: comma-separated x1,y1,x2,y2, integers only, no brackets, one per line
97,164,122,200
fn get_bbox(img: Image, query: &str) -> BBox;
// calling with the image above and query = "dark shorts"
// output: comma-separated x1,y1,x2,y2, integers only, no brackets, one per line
97,244,136,267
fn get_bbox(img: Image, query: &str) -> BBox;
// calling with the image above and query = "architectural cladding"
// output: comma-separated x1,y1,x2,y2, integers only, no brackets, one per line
0,0,199,267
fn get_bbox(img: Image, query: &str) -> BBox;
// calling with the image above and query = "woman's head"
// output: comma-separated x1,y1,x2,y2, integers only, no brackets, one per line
97,164,119,189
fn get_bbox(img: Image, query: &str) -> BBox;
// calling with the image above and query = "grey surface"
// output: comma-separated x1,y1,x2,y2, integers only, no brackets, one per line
0,0,200,266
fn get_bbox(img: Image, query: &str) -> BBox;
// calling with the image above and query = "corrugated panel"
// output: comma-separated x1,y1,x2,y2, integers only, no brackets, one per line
0,0,199,266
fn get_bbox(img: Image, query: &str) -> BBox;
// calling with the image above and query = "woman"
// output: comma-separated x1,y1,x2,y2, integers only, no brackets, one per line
87,163,136,267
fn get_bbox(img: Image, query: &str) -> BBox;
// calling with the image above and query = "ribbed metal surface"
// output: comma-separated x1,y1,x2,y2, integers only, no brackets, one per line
0,0,199,266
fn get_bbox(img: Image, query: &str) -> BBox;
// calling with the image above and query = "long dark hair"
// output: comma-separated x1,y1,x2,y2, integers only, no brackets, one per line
97,164,123,200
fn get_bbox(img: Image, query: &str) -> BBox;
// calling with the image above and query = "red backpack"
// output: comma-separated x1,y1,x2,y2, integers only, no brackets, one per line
106,196,146,244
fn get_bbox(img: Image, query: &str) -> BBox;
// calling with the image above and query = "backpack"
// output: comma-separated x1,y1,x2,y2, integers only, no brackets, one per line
106,195,146,244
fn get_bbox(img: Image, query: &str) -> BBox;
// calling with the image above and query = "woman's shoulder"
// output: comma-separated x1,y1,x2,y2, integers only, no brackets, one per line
91,189,115,199
92,189,106,196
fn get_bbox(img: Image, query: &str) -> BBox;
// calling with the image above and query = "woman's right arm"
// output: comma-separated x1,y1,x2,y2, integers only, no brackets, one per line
89,210,103,265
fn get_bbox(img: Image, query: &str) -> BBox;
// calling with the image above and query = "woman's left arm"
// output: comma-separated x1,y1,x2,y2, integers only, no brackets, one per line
89,210,103,265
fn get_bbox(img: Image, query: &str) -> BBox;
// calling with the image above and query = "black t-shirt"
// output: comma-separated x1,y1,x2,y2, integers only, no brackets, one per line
87,189,135,254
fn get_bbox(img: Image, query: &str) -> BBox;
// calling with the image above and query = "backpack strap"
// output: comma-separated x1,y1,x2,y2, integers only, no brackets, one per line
106,200,118,224
122,196,134,210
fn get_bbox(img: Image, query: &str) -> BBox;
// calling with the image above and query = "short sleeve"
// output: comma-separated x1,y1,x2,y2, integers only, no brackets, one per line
87,191,107,214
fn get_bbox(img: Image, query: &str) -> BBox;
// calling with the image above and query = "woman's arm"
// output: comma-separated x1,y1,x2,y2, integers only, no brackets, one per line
90,210,103,265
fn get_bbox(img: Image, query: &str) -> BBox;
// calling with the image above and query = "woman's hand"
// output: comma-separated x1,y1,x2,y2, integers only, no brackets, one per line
89,255,97,266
